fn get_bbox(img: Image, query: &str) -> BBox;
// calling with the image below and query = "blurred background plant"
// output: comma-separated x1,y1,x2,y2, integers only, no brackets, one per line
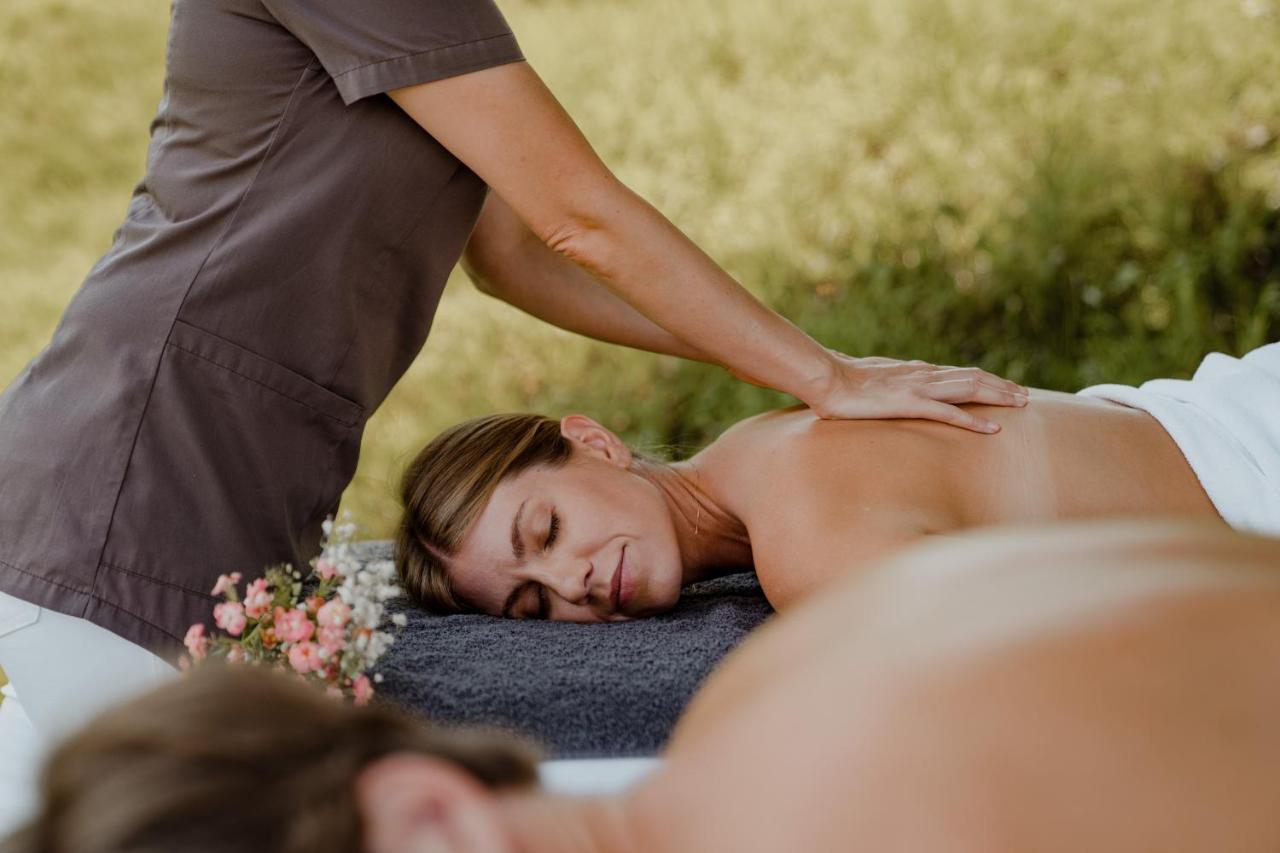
1,0,1277,545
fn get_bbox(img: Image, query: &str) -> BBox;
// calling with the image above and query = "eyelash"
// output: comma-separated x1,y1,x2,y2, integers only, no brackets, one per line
530,510,558,619
544,510,560,550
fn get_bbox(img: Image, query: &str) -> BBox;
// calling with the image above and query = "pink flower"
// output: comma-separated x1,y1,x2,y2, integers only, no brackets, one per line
273,606,315,644
315,557,338,581
316,598,351,629
184,623,208,660
318,625,346,655
210,572,242,598
213,601,247,637
352,674,374,706
287,641,323,675
305,595,325,615
243,578,272,619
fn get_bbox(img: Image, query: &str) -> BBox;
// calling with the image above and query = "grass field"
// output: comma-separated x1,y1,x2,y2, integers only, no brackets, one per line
1,0,1277,545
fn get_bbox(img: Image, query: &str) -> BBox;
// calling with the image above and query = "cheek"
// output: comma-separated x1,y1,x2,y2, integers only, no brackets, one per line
635,500,683,597
446,560,500,614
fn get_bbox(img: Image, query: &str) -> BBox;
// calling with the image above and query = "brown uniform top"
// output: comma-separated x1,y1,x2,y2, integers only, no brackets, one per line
0,0,523,660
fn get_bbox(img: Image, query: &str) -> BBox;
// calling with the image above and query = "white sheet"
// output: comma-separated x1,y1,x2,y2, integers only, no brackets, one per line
1079,341,1280,536
538,757,662,796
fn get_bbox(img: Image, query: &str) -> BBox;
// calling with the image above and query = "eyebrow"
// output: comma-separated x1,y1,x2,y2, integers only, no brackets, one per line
502,500,529,617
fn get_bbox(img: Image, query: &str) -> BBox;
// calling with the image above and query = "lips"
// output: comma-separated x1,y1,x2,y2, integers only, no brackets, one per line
610,545,626,613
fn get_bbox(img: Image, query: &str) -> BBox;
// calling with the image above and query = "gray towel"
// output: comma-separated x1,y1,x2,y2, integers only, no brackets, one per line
355,541,773,758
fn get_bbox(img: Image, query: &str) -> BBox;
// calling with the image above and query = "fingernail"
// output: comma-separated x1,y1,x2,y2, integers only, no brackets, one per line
986,422,1001,433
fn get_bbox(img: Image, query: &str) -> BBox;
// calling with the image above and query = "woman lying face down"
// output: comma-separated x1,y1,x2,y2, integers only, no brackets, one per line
395,379,1231,619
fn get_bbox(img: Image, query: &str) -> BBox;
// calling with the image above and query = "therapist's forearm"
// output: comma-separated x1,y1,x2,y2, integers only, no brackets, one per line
462,195,711,363
545,180,837,405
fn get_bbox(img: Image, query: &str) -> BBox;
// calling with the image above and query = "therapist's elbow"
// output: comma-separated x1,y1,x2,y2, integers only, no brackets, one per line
535,177,638,282
539,214,624,284
459,251,501,298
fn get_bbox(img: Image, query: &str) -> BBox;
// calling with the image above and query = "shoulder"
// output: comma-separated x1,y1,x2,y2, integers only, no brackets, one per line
698,408,951,610
692,406,817,494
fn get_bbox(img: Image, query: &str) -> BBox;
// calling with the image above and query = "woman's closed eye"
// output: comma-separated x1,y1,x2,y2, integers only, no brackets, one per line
543,509,560,551
536,512,558,618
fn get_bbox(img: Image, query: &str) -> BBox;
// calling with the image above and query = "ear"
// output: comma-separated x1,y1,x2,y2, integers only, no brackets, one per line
355,752,512,853
559,414,633,468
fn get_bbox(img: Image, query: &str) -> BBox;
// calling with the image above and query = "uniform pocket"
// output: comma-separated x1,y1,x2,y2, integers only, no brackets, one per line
96,321,367,638
167,320,362,426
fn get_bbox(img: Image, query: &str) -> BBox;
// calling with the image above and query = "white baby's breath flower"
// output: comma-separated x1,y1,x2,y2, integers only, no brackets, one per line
391,613,408,627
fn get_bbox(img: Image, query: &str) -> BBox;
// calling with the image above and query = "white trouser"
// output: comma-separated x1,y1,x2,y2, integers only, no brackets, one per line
0,590,178,838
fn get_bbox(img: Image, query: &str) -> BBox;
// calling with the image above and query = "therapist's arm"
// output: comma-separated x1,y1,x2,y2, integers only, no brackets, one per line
390,61,1026,432
462,191,711,363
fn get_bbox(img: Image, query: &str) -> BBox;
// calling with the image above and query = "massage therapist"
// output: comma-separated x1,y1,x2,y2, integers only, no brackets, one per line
0,0,1026,761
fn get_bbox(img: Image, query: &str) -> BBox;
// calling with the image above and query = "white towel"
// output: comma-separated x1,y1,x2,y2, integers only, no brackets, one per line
538,757,662,796
1078,342,1280,537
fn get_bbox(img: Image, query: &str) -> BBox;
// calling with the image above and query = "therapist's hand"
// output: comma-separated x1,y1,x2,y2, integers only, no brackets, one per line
726,350,1030,433
803,352,1030,433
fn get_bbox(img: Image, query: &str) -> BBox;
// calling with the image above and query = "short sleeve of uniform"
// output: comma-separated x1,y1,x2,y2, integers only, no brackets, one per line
262,0,524,105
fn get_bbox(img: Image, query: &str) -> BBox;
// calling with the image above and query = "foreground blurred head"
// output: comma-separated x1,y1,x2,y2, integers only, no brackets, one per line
3,664,539,853
395,413,689,621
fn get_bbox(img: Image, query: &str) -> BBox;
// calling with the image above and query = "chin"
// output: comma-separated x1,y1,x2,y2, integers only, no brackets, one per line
623,584,679,620
645,576,684,616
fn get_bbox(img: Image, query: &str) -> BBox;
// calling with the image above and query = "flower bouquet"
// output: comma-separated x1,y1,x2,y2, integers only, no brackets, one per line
181,513,407,705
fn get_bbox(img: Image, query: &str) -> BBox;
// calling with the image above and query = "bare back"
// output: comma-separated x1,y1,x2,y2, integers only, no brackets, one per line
626,523,1280,852
692,391,1223,606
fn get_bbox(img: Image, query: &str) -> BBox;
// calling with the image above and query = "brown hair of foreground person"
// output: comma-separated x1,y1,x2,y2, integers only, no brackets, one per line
1,663,540,853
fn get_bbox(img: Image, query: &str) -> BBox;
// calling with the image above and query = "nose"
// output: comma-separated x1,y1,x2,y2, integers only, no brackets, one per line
530,554,594,606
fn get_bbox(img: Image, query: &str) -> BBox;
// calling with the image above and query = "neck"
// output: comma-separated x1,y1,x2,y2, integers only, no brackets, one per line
638,459,752,586
497,793,643,853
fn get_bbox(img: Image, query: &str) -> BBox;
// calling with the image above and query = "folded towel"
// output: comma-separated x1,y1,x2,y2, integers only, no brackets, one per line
358,542,773,758
1078,341,1280,536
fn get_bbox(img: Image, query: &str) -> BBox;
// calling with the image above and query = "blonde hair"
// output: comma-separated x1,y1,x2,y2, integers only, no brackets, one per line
395,413,573,614
2,664,538,853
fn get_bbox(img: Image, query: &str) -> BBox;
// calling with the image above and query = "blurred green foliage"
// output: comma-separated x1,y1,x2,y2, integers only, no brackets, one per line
1,0,1278,538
